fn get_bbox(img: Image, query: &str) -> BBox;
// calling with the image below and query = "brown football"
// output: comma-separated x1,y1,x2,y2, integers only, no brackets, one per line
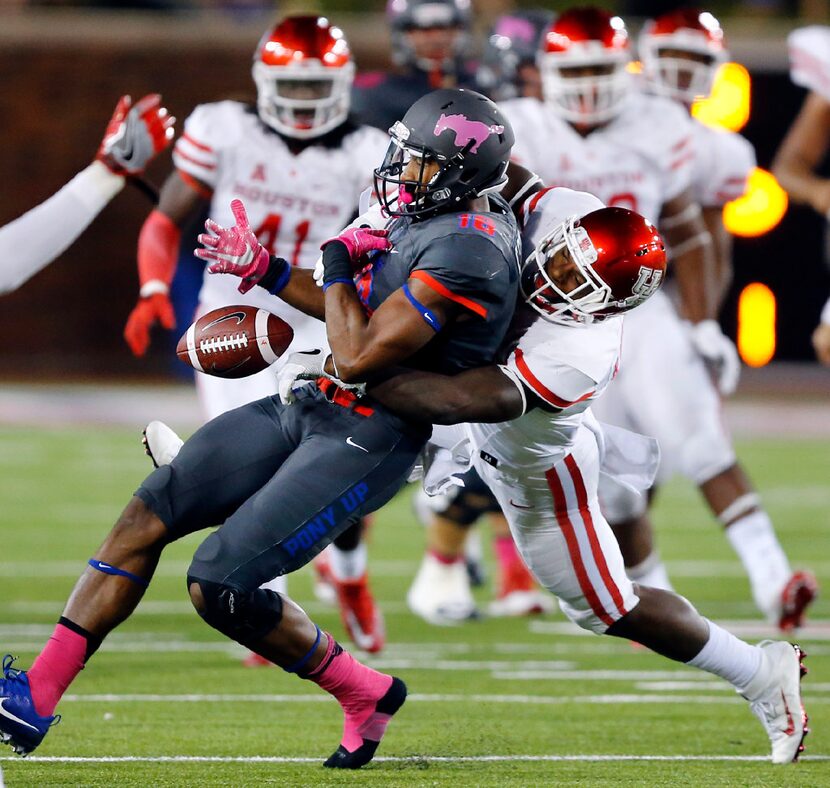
176,305,294,379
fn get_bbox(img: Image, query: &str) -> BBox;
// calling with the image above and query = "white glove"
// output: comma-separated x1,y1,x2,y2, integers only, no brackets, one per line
687,319,741,396
278,349,328,404
313,254,325,288
277,349,366,404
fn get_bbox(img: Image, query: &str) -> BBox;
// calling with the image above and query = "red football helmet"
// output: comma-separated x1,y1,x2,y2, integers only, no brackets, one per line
639,9,727,104
252,15,356,139
521,207,667,324
538,7,631,126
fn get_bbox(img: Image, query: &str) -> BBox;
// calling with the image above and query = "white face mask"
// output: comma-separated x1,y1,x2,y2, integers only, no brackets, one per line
252,61,356,139
539,53,631,126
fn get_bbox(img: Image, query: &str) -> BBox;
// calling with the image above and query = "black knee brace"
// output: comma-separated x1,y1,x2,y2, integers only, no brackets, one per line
187,575,284,645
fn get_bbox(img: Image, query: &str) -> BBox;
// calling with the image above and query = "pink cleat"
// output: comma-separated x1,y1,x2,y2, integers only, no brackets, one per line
778,571,819,632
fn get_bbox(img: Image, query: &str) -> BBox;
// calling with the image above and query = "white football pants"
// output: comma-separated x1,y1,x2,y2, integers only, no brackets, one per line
475,426,639,634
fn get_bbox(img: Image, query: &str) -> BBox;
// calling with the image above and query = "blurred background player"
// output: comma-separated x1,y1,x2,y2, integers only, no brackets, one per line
501,6,816,631
123,15,390,656
352,0,477,132
0,94,173,295
773,25,830,366
476,9,554,101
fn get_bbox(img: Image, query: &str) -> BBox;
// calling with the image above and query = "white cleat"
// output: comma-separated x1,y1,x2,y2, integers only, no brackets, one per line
143,420,184,468
488,589,557,618
740,640,809,764
407,553,479,626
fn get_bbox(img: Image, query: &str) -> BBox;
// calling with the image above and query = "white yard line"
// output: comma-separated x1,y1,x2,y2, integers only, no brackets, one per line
1,754,828,763
50,692,768,705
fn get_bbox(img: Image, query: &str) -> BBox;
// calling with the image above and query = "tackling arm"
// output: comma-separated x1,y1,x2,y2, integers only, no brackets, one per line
368,365,526,425
772,92,830,217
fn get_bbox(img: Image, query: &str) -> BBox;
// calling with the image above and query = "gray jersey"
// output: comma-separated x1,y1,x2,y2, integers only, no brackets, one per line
354,194,521,375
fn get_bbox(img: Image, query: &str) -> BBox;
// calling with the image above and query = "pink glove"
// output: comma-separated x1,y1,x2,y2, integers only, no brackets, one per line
322,227,391,263
195,199,270,294
96,94,175,176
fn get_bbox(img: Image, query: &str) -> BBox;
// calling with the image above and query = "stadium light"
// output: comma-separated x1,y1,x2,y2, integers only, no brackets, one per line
692,62,751,132
737,282,776,367
723,167,788,237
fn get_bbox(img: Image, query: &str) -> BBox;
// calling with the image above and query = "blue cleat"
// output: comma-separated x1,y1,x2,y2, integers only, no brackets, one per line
0,655,59,756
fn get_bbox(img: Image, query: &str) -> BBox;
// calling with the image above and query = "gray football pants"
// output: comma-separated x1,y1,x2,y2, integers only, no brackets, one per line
136,385,429,592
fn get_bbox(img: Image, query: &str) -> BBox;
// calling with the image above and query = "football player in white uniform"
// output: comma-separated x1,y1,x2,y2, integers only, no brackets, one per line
0,94,173,295
773,25,830,365
126,15,390,655
325,186,809,765
501,7,816,630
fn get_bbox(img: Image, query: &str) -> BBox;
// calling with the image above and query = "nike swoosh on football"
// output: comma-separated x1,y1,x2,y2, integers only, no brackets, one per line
345,436,369,452
0,698,40,731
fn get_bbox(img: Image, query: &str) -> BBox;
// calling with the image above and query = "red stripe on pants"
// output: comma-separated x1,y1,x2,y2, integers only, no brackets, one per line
545,463,615,627
564,455,628,618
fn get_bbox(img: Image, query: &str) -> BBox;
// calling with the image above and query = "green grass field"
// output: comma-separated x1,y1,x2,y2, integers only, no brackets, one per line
0,425,828,786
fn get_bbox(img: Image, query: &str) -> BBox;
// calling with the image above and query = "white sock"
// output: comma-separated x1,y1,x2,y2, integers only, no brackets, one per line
627,552,674,592
329,541,368,581
725,510,791,616
687,619,762,690
260,575,287,594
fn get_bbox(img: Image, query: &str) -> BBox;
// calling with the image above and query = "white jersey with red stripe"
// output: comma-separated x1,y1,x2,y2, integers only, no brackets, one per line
501,92,695,224
788,26,830,102
471,314,622,473
171,100,388,419
467,187,622,472
690,119,755,207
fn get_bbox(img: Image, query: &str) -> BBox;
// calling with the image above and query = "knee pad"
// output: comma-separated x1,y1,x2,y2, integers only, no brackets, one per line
187,575,284,645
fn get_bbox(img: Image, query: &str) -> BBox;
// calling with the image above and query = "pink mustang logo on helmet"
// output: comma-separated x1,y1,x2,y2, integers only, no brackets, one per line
433,113,505,154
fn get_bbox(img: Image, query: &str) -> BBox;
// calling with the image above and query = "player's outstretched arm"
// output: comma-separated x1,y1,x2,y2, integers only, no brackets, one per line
0,94,174,297
772,92,830,217
368,365,526,425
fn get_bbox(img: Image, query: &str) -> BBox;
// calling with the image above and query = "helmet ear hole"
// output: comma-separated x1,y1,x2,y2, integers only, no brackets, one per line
459,167,480,184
